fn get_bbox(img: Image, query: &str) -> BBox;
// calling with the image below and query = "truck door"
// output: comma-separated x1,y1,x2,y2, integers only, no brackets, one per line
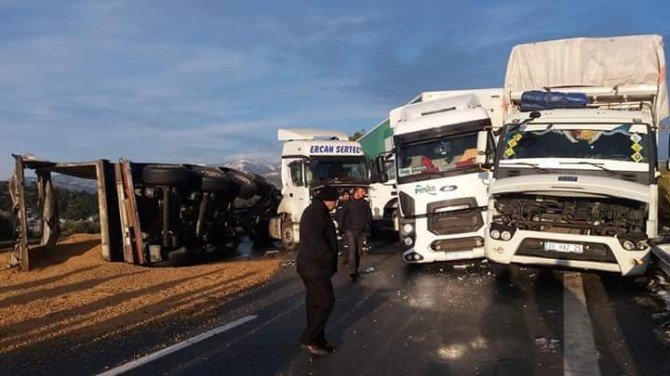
283,159,310,222
475,130,497,167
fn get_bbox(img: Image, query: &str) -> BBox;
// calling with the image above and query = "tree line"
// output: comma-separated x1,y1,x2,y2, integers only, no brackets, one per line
0,181,99,241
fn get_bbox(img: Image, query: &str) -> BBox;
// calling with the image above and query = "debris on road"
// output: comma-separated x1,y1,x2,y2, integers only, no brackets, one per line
281,259,296,267
534,336,560,352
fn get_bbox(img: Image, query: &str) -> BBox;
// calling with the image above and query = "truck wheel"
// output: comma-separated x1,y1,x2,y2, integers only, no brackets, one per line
252,174,273,197
191,169,230,192
281,217,298,252
228,171,258,200
405,263,423,272
251,219,272,250
490,262,512,280
143,165,190,186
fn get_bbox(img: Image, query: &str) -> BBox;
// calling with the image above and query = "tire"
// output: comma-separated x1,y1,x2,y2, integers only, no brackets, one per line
228,171,258,200
143,165,190,186
490,262,512,280
405,263,424,272
253,174,273,197
191,168,230,192
251,219,272,250
281,216,298,252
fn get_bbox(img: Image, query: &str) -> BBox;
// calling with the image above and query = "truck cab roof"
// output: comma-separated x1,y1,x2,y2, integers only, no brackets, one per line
507,108,654,126
390,89,503,137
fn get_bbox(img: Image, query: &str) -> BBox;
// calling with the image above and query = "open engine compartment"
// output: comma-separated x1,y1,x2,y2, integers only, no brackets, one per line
493,194,647,238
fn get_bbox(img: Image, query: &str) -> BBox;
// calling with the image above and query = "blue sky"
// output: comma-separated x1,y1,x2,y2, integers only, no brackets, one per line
1,0,669,178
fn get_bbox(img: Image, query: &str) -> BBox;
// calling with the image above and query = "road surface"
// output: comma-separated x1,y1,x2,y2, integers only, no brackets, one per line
3,240,669,376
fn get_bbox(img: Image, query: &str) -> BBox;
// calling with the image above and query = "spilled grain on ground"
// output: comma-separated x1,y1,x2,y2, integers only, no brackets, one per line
0,234,281,353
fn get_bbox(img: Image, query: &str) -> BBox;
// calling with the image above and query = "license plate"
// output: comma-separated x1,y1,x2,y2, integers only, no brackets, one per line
445,250,475,260
544,242,583,254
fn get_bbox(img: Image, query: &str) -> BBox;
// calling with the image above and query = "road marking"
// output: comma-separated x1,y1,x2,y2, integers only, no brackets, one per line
562,273,600,376
97,315,258,376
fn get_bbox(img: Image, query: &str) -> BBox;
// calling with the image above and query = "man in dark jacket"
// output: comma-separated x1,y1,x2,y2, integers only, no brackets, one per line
336,186,372,281
296,186,339,356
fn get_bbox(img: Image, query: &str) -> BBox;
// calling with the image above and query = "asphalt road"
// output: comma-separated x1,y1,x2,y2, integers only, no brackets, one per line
4,239,670,376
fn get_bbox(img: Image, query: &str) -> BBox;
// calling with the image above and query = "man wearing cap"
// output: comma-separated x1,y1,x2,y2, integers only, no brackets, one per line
296,185,339,356
336,186,372,281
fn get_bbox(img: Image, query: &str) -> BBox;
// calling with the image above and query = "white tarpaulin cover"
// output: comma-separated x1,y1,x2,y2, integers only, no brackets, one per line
504,35,668,123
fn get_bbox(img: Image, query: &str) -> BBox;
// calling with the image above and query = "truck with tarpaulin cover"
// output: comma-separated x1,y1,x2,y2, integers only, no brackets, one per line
486,35,669,276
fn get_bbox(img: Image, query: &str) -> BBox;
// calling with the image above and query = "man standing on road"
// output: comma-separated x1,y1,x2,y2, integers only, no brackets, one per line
336,186,372,281
296,186,340,356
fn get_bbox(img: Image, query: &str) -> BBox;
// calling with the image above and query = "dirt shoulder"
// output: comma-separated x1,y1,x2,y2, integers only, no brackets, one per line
0,234,282,354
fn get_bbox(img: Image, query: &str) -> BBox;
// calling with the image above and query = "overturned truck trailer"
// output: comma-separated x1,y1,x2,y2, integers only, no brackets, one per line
8,155,279,271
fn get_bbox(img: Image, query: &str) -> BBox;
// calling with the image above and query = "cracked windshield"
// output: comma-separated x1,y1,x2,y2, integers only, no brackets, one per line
501,123,649,163
398,133,479,178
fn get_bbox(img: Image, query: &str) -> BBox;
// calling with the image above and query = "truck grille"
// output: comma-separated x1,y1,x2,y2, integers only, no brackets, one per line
431,236,483,252
427,198,483,235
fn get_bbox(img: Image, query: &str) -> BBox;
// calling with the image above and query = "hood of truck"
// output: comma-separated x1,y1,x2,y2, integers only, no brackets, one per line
491,174,651,203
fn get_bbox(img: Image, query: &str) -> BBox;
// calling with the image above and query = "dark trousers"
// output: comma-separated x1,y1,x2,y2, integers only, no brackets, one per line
298,271,335,345
342,230,365,274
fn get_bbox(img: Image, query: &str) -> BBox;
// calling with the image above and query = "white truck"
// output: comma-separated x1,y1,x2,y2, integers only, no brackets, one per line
486,35,669,276
269,128,369,251
390,89,503,264
368,153,398,233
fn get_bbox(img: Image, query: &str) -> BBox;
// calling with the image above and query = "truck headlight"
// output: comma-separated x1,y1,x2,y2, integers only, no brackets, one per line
622,240,635,250
501,231,512,241
490,229,500,239
403,223,414,234
635,240,648,250
403,237,414,246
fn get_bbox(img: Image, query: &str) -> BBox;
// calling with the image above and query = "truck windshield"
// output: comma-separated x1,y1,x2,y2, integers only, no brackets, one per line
397,132,479,181
500,123,650,163
307,157,367,184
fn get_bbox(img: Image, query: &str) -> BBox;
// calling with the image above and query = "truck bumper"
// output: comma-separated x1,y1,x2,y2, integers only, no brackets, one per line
485,229,650,276
402,226,486,264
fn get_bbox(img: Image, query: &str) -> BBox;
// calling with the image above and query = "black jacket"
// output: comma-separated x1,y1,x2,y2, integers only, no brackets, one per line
336,198,372,233
297,199,338,277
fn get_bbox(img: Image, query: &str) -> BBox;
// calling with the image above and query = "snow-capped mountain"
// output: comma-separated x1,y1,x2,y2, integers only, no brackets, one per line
223,158,282,187
224,158,280,175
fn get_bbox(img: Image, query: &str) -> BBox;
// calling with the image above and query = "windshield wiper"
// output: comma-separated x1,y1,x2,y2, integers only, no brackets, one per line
502,161,548,173
559,161,615,175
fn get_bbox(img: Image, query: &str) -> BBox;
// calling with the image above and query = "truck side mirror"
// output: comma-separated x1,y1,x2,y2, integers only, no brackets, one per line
374,155,389,183
475,131,488,164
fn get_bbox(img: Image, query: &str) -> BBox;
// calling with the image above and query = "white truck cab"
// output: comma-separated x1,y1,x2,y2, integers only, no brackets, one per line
486,35,669,276
369,153,398,233
390,89,503,263
270,128,368,251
